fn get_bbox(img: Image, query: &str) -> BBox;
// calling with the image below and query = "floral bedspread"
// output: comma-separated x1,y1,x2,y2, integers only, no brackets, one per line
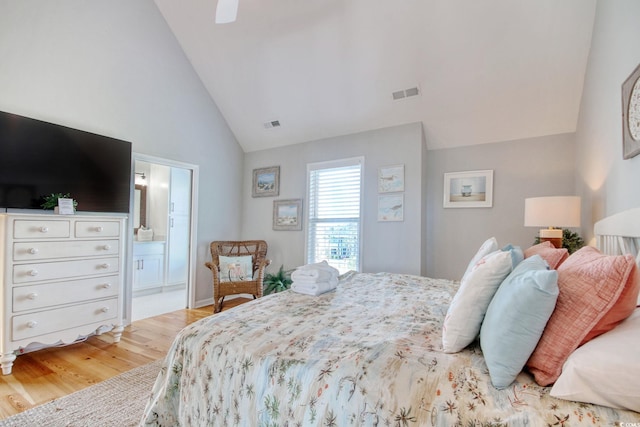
140,272,640,426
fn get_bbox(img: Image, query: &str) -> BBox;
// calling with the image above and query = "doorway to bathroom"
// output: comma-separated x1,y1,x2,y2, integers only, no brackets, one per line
130,155,197,321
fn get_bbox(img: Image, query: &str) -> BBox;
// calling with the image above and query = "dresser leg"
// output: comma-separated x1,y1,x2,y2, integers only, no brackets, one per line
111,324,124,343
1,352,16,375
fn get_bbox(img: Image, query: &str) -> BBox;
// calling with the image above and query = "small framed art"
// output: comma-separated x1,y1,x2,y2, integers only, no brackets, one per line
378,164,404,193
443,170,493,208
252,166,280,197
273,199,302,230
378,194,404,222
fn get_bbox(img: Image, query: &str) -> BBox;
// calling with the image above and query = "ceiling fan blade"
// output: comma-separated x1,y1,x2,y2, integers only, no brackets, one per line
215,0,238,24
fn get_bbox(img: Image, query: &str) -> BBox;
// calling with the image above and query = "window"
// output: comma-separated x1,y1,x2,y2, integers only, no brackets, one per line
306,157,363,273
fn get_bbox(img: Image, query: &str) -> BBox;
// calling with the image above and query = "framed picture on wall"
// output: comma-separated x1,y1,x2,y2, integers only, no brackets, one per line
443,170,493,208
273,199,303,230
378,164,404,193
252,166,280,197
378,194,404,221
622,62,640,159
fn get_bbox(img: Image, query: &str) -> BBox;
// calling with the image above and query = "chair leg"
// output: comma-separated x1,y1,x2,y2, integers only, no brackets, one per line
214,296,225,313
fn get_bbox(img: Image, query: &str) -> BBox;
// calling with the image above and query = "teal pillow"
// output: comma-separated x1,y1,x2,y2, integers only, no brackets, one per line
480,255,559,389
502,244,524,269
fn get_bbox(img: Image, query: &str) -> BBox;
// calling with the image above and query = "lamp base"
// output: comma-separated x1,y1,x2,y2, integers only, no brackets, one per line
539,228,563,249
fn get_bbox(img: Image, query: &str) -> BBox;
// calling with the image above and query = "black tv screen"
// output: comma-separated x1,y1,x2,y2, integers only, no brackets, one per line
0,111,132,213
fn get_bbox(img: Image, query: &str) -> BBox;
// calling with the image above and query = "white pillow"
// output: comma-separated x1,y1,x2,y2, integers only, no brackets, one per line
219,255,253,282
550,308,640,412
462,237,499,281
442,249,512,353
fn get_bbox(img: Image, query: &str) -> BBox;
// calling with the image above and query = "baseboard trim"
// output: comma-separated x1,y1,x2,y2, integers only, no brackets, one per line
194,293,254,309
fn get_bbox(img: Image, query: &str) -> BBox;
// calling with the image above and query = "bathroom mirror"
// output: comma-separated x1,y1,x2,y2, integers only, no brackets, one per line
133,184,147,232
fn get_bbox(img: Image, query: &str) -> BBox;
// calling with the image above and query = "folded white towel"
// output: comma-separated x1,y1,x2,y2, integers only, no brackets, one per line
297,260,332,270
291,275,338,287
291,281,337,296
291,269,336,283
294,260,339,278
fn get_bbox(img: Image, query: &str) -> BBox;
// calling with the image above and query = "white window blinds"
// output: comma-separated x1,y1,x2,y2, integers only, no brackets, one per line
306,157,363,273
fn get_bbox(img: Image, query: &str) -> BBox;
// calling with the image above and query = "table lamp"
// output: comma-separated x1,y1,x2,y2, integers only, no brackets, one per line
524,196,581,248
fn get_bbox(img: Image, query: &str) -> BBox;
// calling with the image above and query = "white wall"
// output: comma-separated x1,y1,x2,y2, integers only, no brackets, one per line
147,163,170,240
0,0,244,306
575,0,640,243
426,133,576,280
242,123,425,276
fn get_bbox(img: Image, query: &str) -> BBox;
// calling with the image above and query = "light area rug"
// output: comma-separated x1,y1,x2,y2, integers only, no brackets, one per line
0,359,162,427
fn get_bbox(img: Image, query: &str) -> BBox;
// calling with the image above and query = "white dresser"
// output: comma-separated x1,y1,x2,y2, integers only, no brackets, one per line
0,213,125,375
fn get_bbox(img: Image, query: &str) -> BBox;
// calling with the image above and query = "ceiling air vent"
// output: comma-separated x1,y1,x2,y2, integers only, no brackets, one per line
263,120,281,129
392,86,420,101
392,90,405,100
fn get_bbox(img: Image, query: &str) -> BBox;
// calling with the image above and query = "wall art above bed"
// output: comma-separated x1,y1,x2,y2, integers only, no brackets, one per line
443,169,493,208
622,62,640,159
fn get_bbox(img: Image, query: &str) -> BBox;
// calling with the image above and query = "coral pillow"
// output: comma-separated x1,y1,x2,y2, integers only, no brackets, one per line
526,246,637,386
523,241,569,269
581,261,639,344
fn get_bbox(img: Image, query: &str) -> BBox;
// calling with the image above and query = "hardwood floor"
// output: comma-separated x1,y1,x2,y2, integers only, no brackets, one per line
0,297,252,419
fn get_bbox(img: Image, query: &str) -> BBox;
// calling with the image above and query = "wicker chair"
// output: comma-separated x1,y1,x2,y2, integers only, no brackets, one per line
205,240,271,313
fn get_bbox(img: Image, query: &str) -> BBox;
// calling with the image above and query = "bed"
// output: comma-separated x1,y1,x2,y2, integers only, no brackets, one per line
141,209,640,426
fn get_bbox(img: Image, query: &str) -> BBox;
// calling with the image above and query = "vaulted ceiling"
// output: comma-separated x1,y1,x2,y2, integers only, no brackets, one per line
154,0,596,153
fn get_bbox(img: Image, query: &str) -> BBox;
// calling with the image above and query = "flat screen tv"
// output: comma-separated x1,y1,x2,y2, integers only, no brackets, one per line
0,111,132,213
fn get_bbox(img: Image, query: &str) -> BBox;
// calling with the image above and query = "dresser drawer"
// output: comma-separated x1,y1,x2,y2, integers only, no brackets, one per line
75,221,121,238
13,257,119,284
12,275,119,312
12,298,118,341
13,220,70,239
13,240,119,261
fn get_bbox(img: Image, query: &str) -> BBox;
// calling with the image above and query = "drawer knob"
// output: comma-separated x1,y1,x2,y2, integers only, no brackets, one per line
28,269,39,277
99,307,109,313
95,226,104,232
101,283,112,289
99,263,110,269
28,247,39,255
27,321,38,329
39,226,49,233
27,292,38,300
101,244,111,251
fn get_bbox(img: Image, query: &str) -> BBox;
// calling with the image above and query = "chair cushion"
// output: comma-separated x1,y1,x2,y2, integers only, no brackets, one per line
219,255,253,282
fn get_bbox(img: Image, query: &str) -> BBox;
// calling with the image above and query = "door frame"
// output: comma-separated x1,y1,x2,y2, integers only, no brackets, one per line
124,153,199,325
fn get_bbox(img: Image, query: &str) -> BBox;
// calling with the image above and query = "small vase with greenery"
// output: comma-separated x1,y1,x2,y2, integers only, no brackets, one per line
41,193,78,211
263,265,293,295
533,228,584,254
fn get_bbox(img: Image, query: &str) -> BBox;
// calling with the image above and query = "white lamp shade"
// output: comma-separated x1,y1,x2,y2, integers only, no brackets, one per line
524,196,581,228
